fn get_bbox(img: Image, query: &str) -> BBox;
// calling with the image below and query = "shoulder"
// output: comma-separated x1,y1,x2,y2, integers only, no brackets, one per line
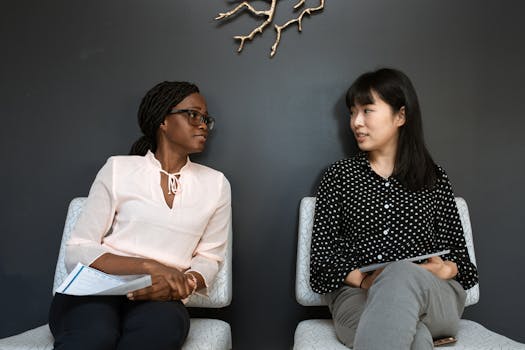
189,161,230,187
189,161,226,178
189,162,231,204
104,154,147,170
434,164,452,184
435,164,448,177
106,154,145,164
431,164,457,195
94,155,149,180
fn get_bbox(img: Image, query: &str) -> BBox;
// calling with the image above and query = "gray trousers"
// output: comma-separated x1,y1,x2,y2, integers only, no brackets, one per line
327,261,466,350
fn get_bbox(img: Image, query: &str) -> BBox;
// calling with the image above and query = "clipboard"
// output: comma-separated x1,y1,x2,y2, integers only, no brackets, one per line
359,250,451,273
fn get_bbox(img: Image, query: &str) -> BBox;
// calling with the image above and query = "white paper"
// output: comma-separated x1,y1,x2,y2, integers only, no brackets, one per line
56,263,152,296
359,250,451,273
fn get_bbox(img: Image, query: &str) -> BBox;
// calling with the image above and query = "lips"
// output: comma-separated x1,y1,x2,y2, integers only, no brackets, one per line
354,132,368,142
194,134,207,141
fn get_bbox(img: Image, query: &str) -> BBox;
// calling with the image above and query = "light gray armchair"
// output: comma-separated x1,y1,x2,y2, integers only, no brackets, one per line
0,197,233,350
293,196,525,349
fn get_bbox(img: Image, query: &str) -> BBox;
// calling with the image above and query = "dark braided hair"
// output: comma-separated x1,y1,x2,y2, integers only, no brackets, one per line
129,81,200,155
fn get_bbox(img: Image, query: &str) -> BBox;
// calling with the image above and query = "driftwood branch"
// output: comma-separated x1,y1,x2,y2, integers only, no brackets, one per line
216,1,277,53
271,0,325,57
293,0,306,9
216,0,325,57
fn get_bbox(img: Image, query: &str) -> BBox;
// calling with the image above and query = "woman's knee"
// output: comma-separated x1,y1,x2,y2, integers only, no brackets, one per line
375,261,430,288
384,260,421,276
119,301,190,349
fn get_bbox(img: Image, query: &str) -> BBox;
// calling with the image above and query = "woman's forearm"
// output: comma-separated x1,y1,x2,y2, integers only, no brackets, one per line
90,253,161,275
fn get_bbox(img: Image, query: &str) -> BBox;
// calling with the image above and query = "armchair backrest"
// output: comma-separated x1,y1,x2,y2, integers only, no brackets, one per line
53,197,232,308
295,196,479,307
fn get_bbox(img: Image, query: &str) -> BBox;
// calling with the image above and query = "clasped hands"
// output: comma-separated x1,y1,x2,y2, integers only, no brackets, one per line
127,261,196,302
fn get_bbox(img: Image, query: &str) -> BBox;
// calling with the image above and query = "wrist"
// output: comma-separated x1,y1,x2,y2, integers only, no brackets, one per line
359,274,370,288
443,261,458,279
345,269,365,287
185,272,198,294
142,259,160,274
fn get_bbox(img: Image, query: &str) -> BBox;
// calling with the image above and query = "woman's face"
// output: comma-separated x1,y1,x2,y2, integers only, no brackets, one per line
159,92,209,155
349,90,405,154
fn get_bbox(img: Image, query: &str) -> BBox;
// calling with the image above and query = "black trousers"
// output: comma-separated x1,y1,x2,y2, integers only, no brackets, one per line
49,293,190,350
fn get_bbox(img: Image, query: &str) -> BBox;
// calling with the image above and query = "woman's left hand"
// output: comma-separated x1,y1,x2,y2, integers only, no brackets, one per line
418,256,458,280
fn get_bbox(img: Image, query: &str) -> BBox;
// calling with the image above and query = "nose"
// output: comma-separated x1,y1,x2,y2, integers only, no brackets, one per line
198,120,208,131
351,111,365,128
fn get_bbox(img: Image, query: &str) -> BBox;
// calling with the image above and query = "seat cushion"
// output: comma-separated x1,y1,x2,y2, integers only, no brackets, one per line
184,318,232,350
0,325,53,350
294,319,525,349
451,320,525,349
0,319,231,350
294,319,347,350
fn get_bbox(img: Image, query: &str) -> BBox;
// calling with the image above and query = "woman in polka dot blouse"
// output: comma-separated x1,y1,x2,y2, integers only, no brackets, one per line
309,68,479,349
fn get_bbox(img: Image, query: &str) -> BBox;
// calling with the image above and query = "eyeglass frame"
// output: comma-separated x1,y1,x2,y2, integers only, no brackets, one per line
167,108,215,130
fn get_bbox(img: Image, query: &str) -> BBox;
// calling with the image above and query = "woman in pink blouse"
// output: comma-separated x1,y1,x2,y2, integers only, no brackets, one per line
49,81,231,350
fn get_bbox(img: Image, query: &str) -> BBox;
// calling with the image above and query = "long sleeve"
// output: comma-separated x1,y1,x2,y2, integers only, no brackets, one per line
187,175,231,295
434,167,479,289
65,158,117,272
309,163,360,294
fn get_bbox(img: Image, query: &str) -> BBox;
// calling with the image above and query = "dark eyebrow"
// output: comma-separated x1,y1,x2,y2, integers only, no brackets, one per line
185,106,206,112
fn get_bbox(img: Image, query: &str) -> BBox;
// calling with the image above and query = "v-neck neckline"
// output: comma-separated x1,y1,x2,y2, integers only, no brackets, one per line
145,151,190,211
159,172,176,210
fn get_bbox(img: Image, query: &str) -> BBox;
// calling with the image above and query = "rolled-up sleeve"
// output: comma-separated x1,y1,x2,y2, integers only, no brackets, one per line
434,168,479,289
309,164,359,294
65,158,117,273
187,175,231,295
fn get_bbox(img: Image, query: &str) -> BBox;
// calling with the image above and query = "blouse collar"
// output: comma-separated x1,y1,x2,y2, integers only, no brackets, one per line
145,150,192,175
356,151,371,171
356,151,397,183
145,151,192,195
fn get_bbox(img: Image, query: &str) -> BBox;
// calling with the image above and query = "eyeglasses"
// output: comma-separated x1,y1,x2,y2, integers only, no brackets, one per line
167,108,215,130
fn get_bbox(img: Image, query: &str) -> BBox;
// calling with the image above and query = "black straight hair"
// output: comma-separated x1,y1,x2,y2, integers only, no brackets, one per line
129,81,200,156
346,68,437,191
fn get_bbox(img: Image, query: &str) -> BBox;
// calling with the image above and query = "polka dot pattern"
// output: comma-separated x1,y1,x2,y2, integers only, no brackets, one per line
309,153,479,294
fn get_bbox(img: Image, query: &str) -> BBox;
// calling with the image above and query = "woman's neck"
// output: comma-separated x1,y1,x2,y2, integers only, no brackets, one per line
154,147,188,173
368,149,396,179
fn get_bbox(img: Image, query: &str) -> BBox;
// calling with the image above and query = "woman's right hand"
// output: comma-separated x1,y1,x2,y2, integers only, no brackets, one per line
344,268,383,289
359,268,383,290
127,260,194,301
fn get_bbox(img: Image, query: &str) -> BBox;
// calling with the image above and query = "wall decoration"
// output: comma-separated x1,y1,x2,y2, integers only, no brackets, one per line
216,0,325,57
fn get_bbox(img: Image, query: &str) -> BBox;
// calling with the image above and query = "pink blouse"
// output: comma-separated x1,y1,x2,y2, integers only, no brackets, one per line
65,150,231,293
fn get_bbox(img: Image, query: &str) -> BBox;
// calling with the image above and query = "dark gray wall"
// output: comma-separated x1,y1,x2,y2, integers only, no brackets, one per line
1,0,524,348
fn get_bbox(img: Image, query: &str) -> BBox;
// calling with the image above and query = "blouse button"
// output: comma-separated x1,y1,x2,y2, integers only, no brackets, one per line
377,254,383,260
384,204,390,209
385,182,390,187
383,228,389,235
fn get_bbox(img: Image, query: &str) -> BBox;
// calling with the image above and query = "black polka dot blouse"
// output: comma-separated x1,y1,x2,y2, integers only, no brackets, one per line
309,153,479,294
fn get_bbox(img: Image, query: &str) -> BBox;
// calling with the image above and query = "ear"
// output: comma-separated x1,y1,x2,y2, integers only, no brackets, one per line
395,106,406,127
